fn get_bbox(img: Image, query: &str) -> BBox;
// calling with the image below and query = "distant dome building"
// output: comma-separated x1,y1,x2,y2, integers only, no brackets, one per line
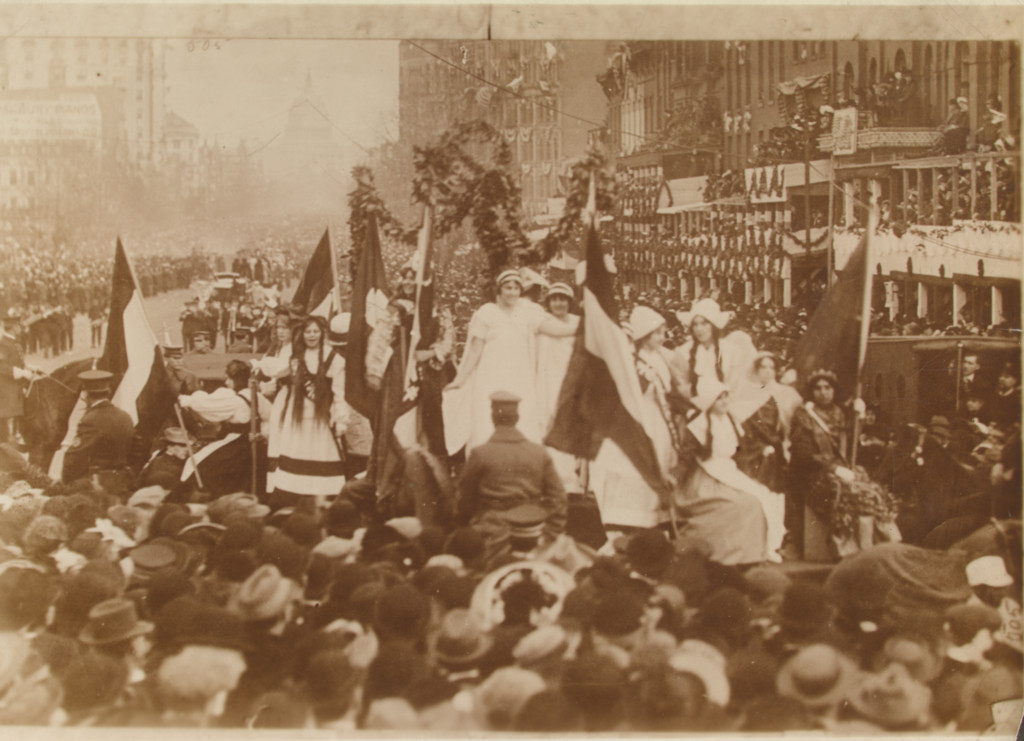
259,70,351,212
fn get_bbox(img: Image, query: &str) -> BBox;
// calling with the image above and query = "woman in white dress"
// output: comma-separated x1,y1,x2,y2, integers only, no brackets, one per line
266,314,350,507
444,269,576,454
674,377,787,564
591,305,679,530
536,282,582,493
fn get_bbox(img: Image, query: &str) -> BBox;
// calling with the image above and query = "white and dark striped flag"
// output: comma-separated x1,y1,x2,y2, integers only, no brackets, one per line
49,239,175,478
544,179,668,496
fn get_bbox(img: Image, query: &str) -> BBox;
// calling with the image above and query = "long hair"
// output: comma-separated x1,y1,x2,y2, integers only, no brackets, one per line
696,404,741,462
687,324,724,394
288,316,333,426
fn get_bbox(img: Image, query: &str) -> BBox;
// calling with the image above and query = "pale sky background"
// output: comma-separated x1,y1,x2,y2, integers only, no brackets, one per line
163,39,400,157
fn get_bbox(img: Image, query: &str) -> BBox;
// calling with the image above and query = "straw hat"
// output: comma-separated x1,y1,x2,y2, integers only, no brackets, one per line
776,643,860,710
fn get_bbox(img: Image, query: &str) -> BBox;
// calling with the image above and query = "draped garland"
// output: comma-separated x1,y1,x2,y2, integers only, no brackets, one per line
348,120,532,282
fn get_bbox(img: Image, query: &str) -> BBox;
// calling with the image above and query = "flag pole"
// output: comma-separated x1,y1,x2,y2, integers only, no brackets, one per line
327,227,342,318
173,402,205,490
850,184,878,467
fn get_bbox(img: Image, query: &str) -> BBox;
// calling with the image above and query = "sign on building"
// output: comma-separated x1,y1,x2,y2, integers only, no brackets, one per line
0,94,102,142
831,107,858,156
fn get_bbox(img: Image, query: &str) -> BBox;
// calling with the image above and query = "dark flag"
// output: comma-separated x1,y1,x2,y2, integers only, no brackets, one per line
292,229,334,318
544,182,668,495
792,231,868,399
345,212,390,419
180,433,253,496
49,240,175,476
369,208,452,517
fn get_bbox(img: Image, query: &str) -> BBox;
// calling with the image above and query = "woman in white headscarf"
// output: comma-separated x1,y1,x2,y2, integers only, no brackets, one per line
670,298,757,404
673,377,787,565
591,305,680,531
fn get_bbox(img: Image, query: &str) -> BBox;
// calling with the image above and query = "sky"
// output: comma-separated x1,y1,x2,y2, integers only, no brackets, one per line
163,39,400,157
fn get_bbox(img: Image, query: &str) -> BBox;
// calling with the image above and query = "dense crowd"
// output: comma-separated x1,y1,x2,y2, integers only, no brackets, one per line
0,440,1019,731
0,219,1020,732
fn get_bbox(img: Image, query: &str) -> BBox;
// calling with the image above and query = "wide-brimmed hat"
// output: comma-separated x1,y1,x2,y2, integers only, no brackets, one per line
776,643,860,709
429,608,494,669
128,537,194,586
207,492,270,524
676,298,732,330
229,564,297,622
327,312,351,347
79,597,154,645
669,639,731,707
846,662,932,730
692,377,729,413
629,306,665,342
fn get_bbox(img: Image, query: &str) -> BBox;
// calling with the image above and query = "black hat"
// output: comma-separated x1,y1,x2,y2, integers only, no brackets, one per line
78,369,114,393
190,329,210,340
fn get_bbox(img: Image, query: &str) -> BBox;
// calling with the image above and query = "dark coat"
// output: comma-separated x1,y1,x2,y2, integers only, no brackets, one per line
62,400,135,483
458,426,567,536
138,451,186,489
0,334,26,418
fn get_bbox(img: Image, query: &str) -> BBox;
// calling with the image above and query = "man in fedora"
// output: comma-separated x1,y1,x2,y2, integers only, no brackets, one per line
62,370,135,492
458,391,567,540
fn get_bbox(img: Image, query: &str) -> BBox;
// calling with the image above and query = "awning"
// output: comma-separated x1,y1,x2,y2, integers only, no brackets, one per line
658,174,706,212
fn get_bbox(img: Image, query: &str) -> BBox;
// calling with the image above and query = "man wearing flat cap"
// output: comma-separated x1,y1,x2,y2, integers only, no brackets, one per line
458,391,567,539
62,370,135,491
163,341,199,395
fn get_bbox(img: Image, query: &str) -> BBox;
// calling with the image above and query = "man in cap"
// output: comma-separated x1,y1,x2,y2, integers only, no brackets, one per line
180,299,202,352
138,426,191,489
62,370,135,490
163,340,199,395
458,391,567,538
0,312,37,443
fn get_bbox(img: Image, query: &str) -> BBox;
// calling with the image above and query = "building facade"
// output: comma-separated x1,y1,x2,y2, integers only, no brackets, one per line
398,40,607,221
605,39,1020,327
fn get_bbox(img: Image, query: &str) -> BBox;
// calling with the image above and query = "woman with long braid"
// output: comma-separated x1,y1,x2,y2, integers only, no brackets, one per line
266,314,350,508
670,298,757,407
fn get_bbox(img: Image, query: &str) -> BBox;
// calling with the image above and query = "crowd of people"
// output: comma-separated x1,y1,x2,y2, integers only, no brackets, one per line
0,228,1019,731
